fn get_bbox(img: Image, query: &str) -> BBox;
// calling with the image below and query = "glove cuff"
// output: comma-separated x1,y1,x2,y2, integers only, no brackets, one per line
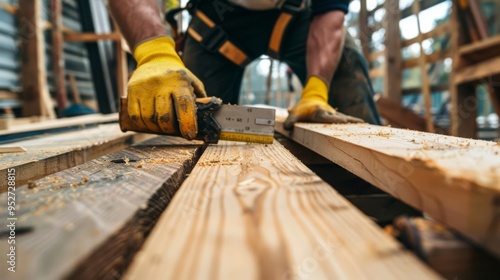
301,76,329,102
133,36,184,67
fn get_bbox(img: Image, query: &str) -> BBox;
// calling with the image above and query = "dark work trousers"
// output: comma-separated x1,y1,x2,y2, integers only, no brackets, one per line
183,1,381,125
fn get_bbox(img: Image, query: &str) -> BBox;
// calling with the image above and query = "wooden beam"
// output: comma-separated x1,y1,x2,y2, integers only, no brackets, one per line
369,2,384,14
450,0,466,137
0,90,18,100
454,83,478,138
459,35,500,64
402,84,450,95
116,36,128,98
402,22,452,48
19,0,55,118
413,0,435,133
402,50,451,69
51,0,67,114
359,0,371,59
275,118,500,257
63,32,121,42
383,0,402,102
375,95,448,134
453,55,500,85
0,137,203,280
468,0,489,40
125,141,439,279
400,0,447,19
0,123,156,191
1,2,17,14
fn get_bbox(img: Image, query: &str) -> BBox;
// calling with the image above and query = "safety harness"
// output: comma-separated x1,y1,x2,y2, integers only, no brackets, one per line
167,0,305,67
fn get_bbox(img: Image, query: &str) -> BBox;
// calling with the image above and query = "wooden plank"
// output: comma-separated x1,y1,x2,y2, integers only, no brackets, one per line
124,141,439,280
383,0,402,102
0,123,155,191
63,32,121,42
0,146,27,153
413,0,435,133
0,136,203,280
0,113,118,137
275,118,500,257
387,217,500,279
19,0,55,118
51,0,66,114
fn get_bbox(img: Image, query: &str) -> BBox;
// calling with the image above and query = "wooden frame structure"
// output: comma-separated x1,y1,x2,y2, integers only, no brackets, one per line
356,0,500,138
1,1,128,118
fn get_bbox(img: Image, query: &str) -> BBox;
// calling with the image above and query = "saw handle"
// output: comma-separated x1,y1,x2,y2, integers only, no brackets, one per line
119,97,222,143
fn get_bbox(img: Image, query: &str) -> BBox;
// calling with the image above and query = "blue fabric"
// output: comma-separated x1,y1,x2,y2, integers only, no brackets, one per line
311,0,350,15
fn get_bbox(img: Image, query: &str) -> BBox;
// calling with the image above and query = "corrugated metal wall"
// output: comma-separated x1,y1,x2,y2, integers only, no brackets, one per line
0,0,20,95
0,0,96,109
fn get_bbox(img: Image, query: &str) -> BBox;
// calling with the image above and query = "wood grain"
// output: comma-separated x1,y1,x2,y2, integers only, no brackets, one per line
275,118,500,257
0,136,203,280
125,141,439,280
0,124,152,192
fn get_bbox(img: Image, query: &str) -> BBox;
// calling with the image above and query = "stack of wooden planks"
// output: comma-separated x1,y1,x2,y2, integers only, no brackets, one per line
275,117,500,258
1,113,499,279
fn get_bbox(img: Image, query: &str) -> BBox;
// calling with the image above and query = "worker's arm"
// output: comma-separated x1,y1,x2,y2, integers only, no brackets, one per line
284,2,363,130
306,10,345,87
109,0,206,139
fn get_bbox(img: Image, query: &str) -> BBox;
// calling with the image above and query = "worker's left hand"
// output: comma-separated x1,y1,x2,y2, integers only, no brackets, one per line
283,76,364,130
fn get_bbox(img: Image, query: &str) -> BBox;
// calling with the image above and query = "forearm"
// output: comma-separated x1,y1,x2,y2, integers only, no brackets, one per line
109,0,168,50
306,10,346,85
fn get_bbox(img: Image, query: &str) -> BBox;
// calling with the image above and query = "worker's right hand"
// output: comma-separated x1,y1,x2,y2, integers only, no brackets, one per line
127,36,206,140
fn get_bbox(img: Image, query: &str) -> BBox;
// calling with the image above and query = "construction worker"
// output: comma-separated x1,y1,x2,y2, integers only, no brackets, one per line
110,0,381,140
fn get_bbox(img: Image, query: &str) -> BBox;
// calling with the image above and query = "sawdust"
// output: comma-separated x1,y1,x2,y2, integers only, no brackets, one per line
197,156,243,166
133,154,193,168
376,130,391,138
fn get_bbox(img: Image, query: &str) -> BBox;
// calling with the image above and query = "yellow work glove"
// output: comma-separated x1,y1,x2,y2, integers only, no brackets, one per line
128,36,206,139
283,76,364,130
